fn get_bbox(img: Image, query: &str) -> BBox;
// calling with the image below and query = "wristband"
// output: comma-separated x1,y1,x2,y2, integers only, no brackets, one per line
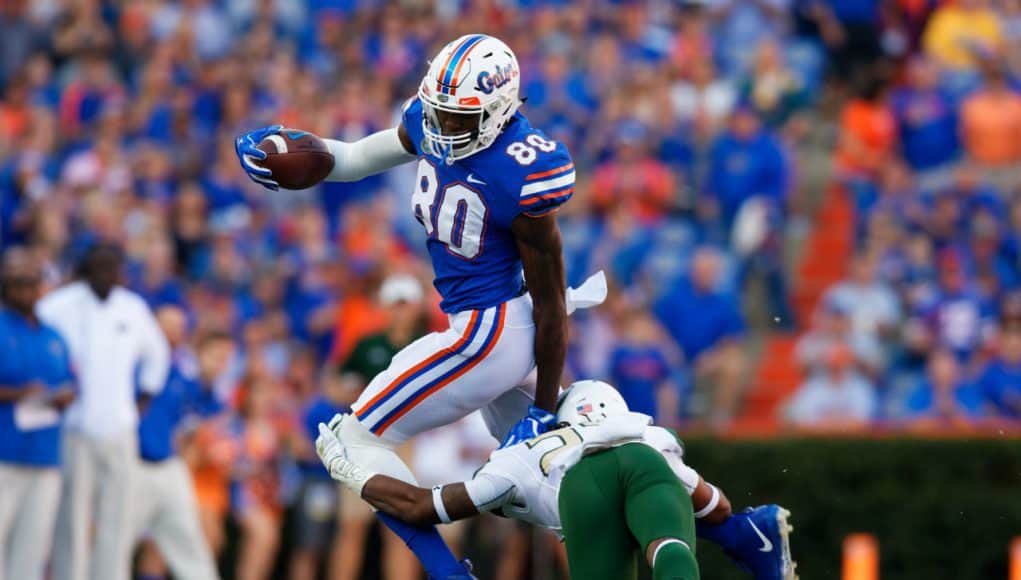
432,485,452,524
694,484,720,519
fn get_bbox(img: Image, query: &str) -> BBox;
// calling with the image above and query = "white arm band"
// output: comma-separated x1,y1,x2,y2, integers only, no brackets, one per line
431,486,452,524
694,484,720,519
325,128,416,182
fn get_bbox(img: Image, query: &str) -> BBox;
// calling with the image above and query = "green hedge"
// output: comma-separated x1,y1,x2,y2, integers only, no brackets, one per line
682,438,1021,579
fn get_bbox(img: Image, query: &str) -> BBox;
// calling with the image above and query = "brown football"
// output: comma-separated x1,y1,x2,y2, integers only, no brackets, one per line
256,129,334,190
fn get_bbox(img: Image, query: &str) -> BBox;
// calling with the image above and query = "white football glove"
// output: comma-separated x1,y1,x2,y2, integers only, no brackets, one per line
315,417,376,496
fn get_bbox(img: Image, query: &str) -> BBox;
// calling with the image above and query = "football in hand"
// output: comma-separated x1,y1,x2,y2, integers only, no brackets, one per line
256,129,335,190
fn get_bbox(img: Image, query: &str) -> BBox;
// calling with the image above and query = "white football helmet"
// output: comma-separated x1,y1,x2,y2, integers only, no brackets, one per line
418,34,521,163
556,380,630,425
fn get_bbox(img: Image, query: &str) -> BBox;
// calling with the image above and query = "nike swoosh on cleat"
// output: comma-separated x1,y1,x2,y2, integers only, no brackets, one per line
467,174,486,185
748,520,773,552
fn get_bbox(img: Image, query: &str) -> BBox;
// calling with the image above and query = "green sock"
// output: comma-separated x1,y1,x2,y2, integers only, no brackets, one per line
652,541,700,580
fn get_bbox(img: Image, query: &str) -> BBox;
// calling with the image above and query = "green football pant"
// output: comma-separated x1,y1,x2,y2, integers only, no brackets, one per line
558,442,699,580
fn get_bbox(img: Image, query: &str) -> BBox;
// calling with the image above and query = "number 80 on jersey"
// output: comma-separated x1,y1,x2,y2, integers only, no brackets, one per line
411,159,488,260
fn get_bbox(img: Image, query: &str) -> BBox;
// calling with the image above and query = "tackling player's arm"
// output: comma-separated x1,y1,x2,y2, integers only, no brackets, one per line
360,477,480,527
317,420,517,526
512,212,568,412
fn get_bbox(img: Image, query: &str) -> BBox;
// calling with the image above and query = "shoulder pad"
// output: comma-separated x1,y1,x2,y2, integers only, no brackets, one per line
502,131,574,218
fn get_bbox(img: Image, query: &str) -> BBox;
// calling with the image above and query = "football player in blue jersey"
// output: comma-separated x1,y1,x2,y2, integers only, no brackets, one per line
237,35,581,579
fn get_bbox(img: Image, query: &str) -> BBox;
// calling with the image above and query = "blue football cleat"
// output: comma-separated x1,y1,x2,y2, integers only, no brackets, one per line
728,505,797,580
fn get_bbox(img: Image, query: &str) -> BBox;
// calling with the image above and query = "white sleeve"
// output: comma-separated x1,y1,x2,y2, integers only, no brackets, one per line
35,285,71,328
325,128,416,182
134,301,171,394
463,469,516,513
35,294,58,325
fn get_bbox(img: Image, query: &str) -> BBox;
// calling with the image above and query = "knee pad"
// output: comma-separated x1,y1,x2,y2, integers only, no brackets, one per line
339,416,418,485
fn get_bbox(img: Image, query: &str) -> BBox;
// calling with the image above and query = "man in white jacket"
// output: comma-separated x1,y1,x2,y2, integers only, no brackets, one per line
38,243,170,580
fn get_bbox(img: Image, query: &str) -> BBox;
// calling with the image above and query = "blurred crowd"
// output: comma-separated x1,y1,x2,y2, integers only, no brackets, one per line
789,0,1021,429
1,0,1021,577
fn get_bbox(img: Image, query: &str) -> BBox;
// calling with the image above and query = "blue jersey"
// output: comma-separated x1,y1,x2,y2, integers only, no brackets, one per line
0,309,74,467
402,98,574,313
138,363,223,462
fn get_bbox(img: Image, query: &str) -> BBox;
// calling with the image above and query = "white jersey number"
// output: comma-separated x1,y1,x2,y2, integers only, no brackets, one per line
506,134,557,166
412,159,487,259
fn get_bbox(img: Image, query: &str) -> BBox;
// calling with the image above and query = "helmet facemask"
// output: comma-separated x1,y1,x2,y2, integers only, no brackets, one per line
420,91,517,163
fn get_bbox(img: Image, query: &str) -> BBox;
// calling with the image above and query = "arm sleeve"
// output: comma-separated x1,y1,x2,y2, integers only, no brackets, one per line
463,470,516,513
325,127,416,182
135,302,171,394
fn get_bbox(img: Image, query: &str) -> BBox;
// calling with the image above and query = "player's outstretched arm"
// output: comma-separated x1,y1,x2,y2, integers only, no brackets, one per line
512,213,568,414
360,478,480,527
315,422,484,526
234,124,417,189
323,124,417,182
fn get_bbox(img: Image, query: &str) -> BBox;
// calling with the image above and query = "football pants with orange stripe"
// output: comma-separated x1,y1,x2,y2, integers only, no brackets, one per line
350,295,536,445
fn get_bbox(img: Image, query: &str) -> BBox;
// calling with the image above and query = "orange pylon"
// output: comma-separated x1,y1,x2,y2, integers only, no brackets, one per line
1010,537,1021,580
842,533,878,580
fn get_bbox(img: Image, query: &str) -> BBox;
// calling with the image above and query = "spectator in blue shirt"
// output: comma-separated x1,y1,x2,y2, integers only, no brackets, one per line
704,105,789,230
785,341,877,428
608,306,678,424
654,246,747,426
977,326,1021,421
0,247,75,580
911,250,996,365
890,57,960,190
290,374,351,580
129,237,187,309
900,349,987,428
132,311,232,580
704,106,795,328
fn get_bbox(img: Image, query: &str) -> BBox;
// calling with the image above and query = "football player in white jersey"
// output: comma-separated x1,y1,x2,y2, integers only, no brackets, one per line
316,381,797,579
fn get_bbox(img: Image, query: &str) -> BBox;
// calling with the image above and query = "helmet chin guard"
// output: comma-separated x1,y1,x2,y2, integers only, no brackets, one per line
418,34,521,163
